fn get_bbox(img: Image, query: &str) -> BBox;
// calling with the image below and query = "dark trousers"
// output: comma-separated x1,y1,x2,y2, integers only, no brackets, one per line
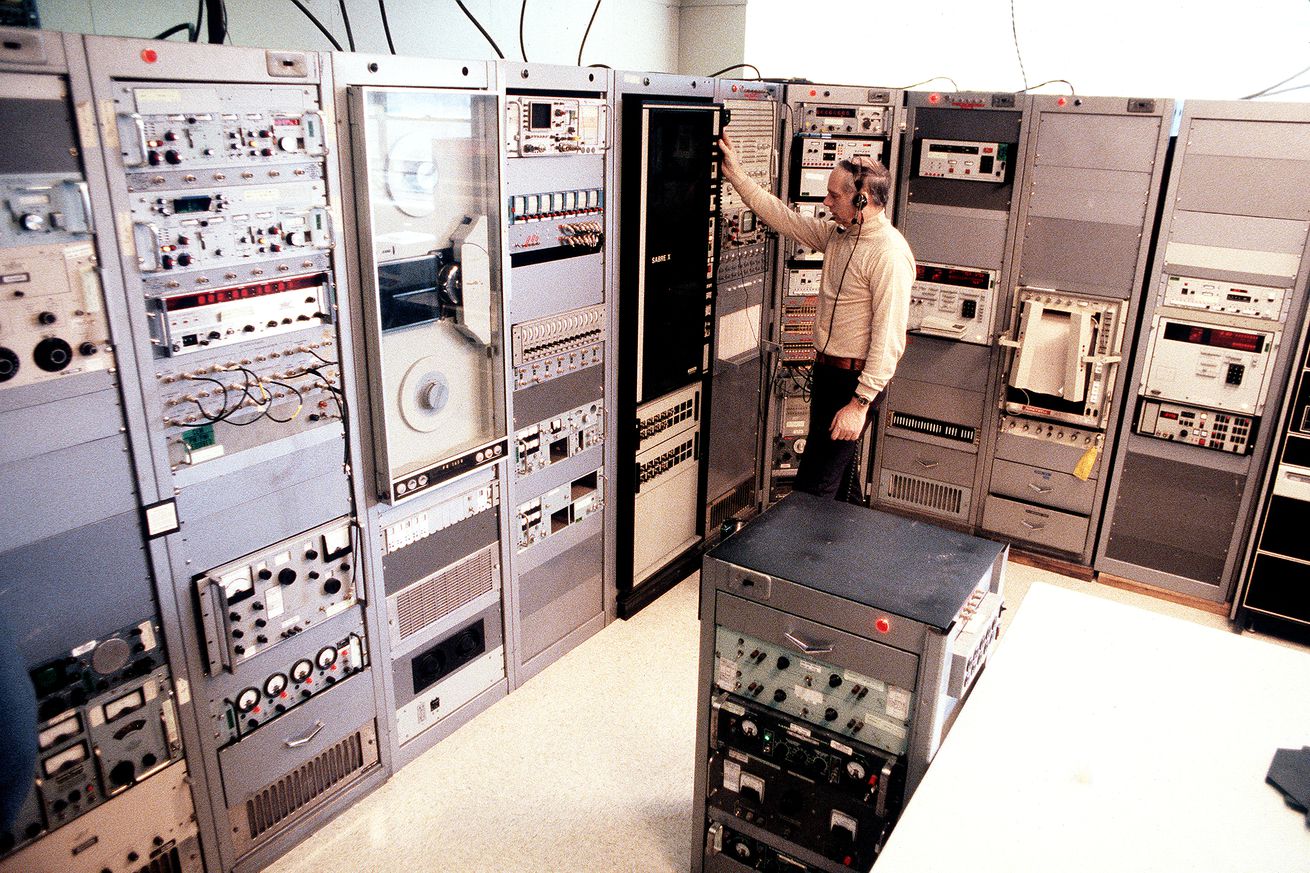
793,363,877,501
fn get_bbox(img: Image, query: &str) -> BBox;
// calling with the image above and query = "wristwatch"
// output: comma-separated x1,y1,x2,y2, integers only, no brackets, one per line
853,395,871,408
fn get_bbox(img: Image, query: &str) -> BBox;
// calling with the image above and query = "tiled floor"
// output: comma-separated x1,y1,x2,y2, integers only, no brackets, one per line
265,560,1294,873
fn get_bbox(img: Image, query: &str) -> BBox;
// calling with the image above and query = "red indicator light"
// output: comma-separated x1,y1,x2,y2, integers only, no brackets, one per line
1057,96,1068,107
305,677,313,684
280,691,288,699
875,617,891,634
928,93,941,104
140,49,158,64
253,706,261,714
809,89,817,97
731,84,738,92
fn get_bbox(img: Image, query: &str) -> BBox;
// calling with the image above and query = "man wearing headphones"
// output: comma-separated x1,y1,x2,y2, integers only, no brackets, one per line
720,133,914,500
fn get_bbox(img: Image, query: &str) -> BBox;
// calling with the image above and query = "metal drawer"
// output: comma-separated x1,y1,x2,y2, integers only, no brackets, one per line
218,670,377,807
715,592,919,692
989,458,1098,515
982,495,1089,555
880,435,978,488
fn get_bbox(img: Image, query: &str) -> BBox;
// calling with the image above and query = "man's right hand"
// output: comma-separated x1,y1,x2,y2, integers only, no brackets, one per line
719,131,744,184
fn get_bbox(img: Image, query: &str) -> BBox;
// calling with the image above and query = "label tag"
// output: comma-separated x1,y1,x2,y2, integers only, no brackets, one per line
723,760,742,792
887,686,912,721
715,656,736,690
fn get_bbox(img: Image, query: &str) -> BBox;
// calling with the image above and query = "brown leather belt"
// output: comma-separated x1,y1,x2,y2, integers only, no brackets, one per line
814,352,866,371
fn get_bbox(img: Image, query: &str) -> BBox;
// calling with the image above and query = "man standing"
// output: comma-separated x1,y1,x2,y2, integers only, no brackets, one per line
720,133,914,500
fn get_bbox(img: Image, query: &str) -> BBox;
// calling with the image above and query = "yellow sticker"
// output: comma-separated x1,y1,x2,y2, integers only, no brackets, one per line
1073,444,1100,481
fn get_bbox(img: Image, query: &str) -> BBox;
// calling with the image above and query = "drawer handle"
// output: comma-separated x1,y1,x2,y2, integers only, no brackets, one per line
1027,482,1053,494
1286,471,1310,484
784,631,834,655
916,458,939,469
285,720,325,749
1021,520,1047,531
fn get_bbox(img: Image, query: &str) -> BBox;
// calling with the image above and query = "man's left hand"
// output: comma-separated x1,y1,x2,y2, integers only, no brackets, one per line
830,400,869,442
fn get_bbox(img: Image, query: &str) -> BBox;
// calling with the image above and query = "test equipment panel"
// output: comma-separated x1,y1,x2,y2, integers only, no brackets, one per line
82,35,384,873
692,494,1005,873
873,91,1027,528
614,72,721,618
707,78,779,540
330,51,512,769
763,83,904,504
1097,100,1310,603
0,29,201,873
982,95,1173,564
501,60,614,684
1237,304,1310,637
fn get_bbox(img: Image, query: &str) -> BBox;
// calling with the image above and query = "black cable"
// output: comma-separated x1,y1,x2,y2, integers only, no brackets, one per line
1019,78,1076,94
301,346,340,367
153,23,194,41
378,0,397,54
519,0,529,62
1242,62,1310,99
577,0,603,66
262,379,304,424
708,63,762,80
1010,0,1028,91
290,0,344,51
337,0,356,52
205,0,227,44
183,375,232,421
455,0,505,59
191,0,204,41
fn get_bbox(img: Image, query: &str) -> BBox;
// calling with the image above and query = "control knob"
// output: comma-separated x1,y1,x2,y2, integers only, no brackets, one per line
37,311,56,325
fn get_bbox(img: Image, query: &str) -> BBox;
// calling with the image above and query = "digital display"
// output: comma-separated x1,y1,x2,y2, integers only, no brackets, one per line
1227,293,1252,301
928,143,980,155
172,195,213,214
915,263,993,290
163,273,325,312
814,106,856,118
1163,321,1265,354
529,102,552,130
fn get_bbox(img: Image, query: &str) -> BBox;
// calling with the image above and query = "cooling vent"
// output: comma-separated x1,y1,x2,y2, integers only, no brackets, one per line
889,411,977,444
243,729,370,843
394,546,497,640
881,471,971,520
135,844,183,873
709,479,755,531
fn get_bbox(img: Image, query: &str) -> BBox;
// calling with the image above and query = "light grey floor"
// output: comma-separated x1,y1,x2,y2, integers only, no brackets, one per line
265,560,1286,873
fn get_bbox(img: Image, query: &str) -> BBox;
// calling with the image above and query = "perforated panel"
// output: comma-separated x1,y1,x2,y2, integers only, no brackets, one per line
394,544,497,640
879,470,971,520
236,725,376,849
1103,450,1244,585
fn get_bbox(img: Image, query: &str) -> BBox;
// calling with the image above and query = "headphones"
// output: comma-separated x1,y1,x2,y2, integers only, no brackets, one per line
840,158,872,218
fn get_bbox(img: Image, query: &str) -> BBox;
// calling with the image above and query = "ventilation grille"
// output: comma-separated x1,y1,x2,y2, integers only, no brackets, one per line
709,479,755,531
136,845,183,873
395,546,497,640
244,730,367,842
889,411,977,444
881,471,970,519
